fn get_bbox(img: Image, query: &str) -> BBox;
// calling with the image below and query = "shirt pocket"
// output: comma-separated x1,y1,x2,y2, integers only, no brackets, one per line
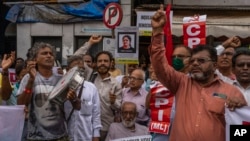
207,95,226,115
80,95,93,116
138,105,146,118
80,99,93,116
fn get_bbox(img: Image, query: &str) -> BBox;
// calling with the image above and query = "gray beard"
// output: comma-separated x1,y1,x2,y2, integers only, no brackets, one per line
190,70,213,82
121,117,136,128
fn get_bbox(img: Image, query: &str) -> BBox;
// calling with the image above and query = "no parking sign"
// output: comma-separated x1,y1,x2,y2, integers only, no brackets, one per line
103,3,123,29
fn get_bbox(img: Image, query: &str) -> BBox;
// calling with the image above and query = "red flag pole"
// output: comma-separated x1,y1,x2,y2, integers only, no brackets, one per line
164,4,173,66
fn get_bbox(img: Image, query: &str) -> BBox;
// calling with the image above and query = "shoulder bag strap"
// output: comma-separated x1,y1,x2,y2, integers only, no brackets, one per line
66,83,84,123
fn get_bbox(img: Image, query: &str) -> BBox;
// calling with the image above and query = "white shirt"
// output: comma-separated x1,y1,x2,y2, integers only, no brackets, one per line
64,81,102,141
233,81,250,105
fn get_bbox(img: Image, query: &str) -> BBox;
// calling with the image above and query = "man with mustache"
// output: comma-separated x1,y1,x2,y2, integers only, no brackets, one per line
91,51,122,141
17,42,76,140
216,36,241,84
74,34,102,81
105,102,149,141
232,49,250,105
122,69,149,126
64,55,102,141
149,5,247,141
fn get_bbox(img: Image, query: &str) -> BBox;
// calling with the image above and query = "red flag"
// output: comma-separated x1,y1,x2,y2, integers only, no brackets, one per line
164,4,173,66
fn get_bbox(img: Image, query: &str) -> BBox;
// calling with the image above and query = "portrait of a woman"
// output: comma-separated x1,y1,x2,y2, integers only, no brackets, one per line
118,34,136,53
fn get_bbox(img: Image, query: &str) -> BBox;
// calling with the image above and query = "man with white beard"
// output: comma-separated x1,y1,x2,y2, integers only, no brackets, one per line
105,102,149,141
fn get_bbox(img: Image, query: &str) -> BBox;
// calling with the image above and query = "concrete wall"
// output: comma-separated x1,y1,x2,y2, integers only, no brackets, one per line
16,1,132,72
166,0,250,6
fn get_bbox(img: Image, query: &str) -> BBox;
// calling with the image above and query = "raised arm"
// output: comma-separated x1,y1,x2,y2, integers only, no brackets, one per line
1,51,15,100
148,5,184,94
17,60,36,106
216,36,241,55
74,35,102,56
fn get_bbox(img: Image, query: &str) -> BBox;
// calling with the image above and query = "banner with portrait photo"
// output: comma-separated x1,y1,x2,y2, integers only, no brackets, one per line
115,26,139,64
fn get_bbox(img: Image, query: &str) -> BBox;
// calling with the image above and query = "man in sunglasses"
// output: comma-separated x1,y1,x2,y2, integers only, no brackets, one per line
149,5,247,141
17,42,76,141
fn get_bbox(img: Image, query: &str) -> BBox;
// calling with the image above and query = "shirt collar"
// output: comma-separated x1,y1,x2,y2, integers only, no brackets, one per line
127,87,143,95
233,80,250,90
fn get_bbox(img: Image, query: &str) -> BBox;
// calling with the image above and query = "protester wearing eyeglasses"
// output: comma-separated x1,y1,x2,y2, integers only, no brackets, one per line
215,36,241,84
122,69,149,126
105,102,149,141
149,5,246,141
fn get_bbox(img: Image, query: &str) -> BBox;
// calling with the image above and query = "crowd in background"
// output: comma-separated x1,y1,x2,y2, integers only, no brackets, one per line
0,5,250,141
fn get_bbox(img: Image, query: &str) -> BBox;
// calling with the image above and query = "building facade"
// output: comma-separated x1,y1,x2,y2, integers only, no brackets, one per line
3,0,250,66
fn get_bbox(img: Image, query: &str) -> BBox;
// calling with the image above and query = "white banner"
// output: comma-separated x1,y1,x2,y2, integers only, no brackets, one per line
103,37,116,57
225,106,250,141
0,105,25,141
136,11,173,36
111,135,152,141
183,15,207,23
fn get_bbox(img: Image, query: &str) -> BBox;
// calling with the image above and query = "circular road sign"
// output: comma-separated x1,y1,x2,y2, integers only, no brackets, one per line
103,3,123,29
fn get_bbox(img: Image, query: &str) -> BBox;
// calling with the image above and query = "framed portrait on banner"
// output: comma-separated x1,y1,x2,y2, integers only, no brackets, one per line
117,32,136,53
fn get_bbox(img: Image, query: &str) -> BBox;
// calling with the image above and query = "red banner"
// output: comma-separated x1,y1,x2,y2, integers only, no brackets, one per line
149,81,174,134
164,4,173,65
183,15,206,48
0,68,16,85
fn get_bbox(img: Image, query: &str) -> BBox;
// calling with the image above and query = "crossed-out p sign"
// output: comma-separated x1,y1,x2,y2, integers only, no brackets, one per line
103,3,123,29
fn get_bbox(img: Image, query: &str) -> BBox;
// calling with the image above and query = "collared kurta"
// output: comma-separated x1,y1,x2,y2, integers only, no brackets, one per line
105,122,149,141
65,81,102,141
149,33,246,141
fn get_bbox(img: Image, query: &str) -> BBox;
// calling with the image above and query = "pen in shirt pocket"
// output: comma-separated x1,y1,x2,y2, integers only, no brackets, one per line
213,93,227,100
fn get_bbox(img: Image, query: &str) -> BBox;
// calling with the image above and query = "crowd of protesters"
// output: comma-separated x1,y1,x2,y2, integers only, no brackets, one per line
0,5,250,141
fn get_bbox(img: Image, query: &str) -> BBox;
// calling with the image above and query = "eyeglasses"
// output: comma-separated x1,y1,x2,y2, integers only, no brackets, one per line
121,111,136,116
189,58,213,65
171,54,190,59
220,52,234,57
128,76,143,81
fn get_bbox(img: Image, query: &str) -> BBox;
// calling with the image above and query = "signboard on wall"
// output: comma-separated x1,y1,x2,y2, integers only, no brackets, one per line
136,11,173,36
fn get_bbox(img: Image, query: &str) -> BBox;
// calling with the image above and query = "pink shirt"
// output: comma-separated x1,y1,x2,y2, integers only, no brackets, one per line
149,33,247,141
122,87,149,123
